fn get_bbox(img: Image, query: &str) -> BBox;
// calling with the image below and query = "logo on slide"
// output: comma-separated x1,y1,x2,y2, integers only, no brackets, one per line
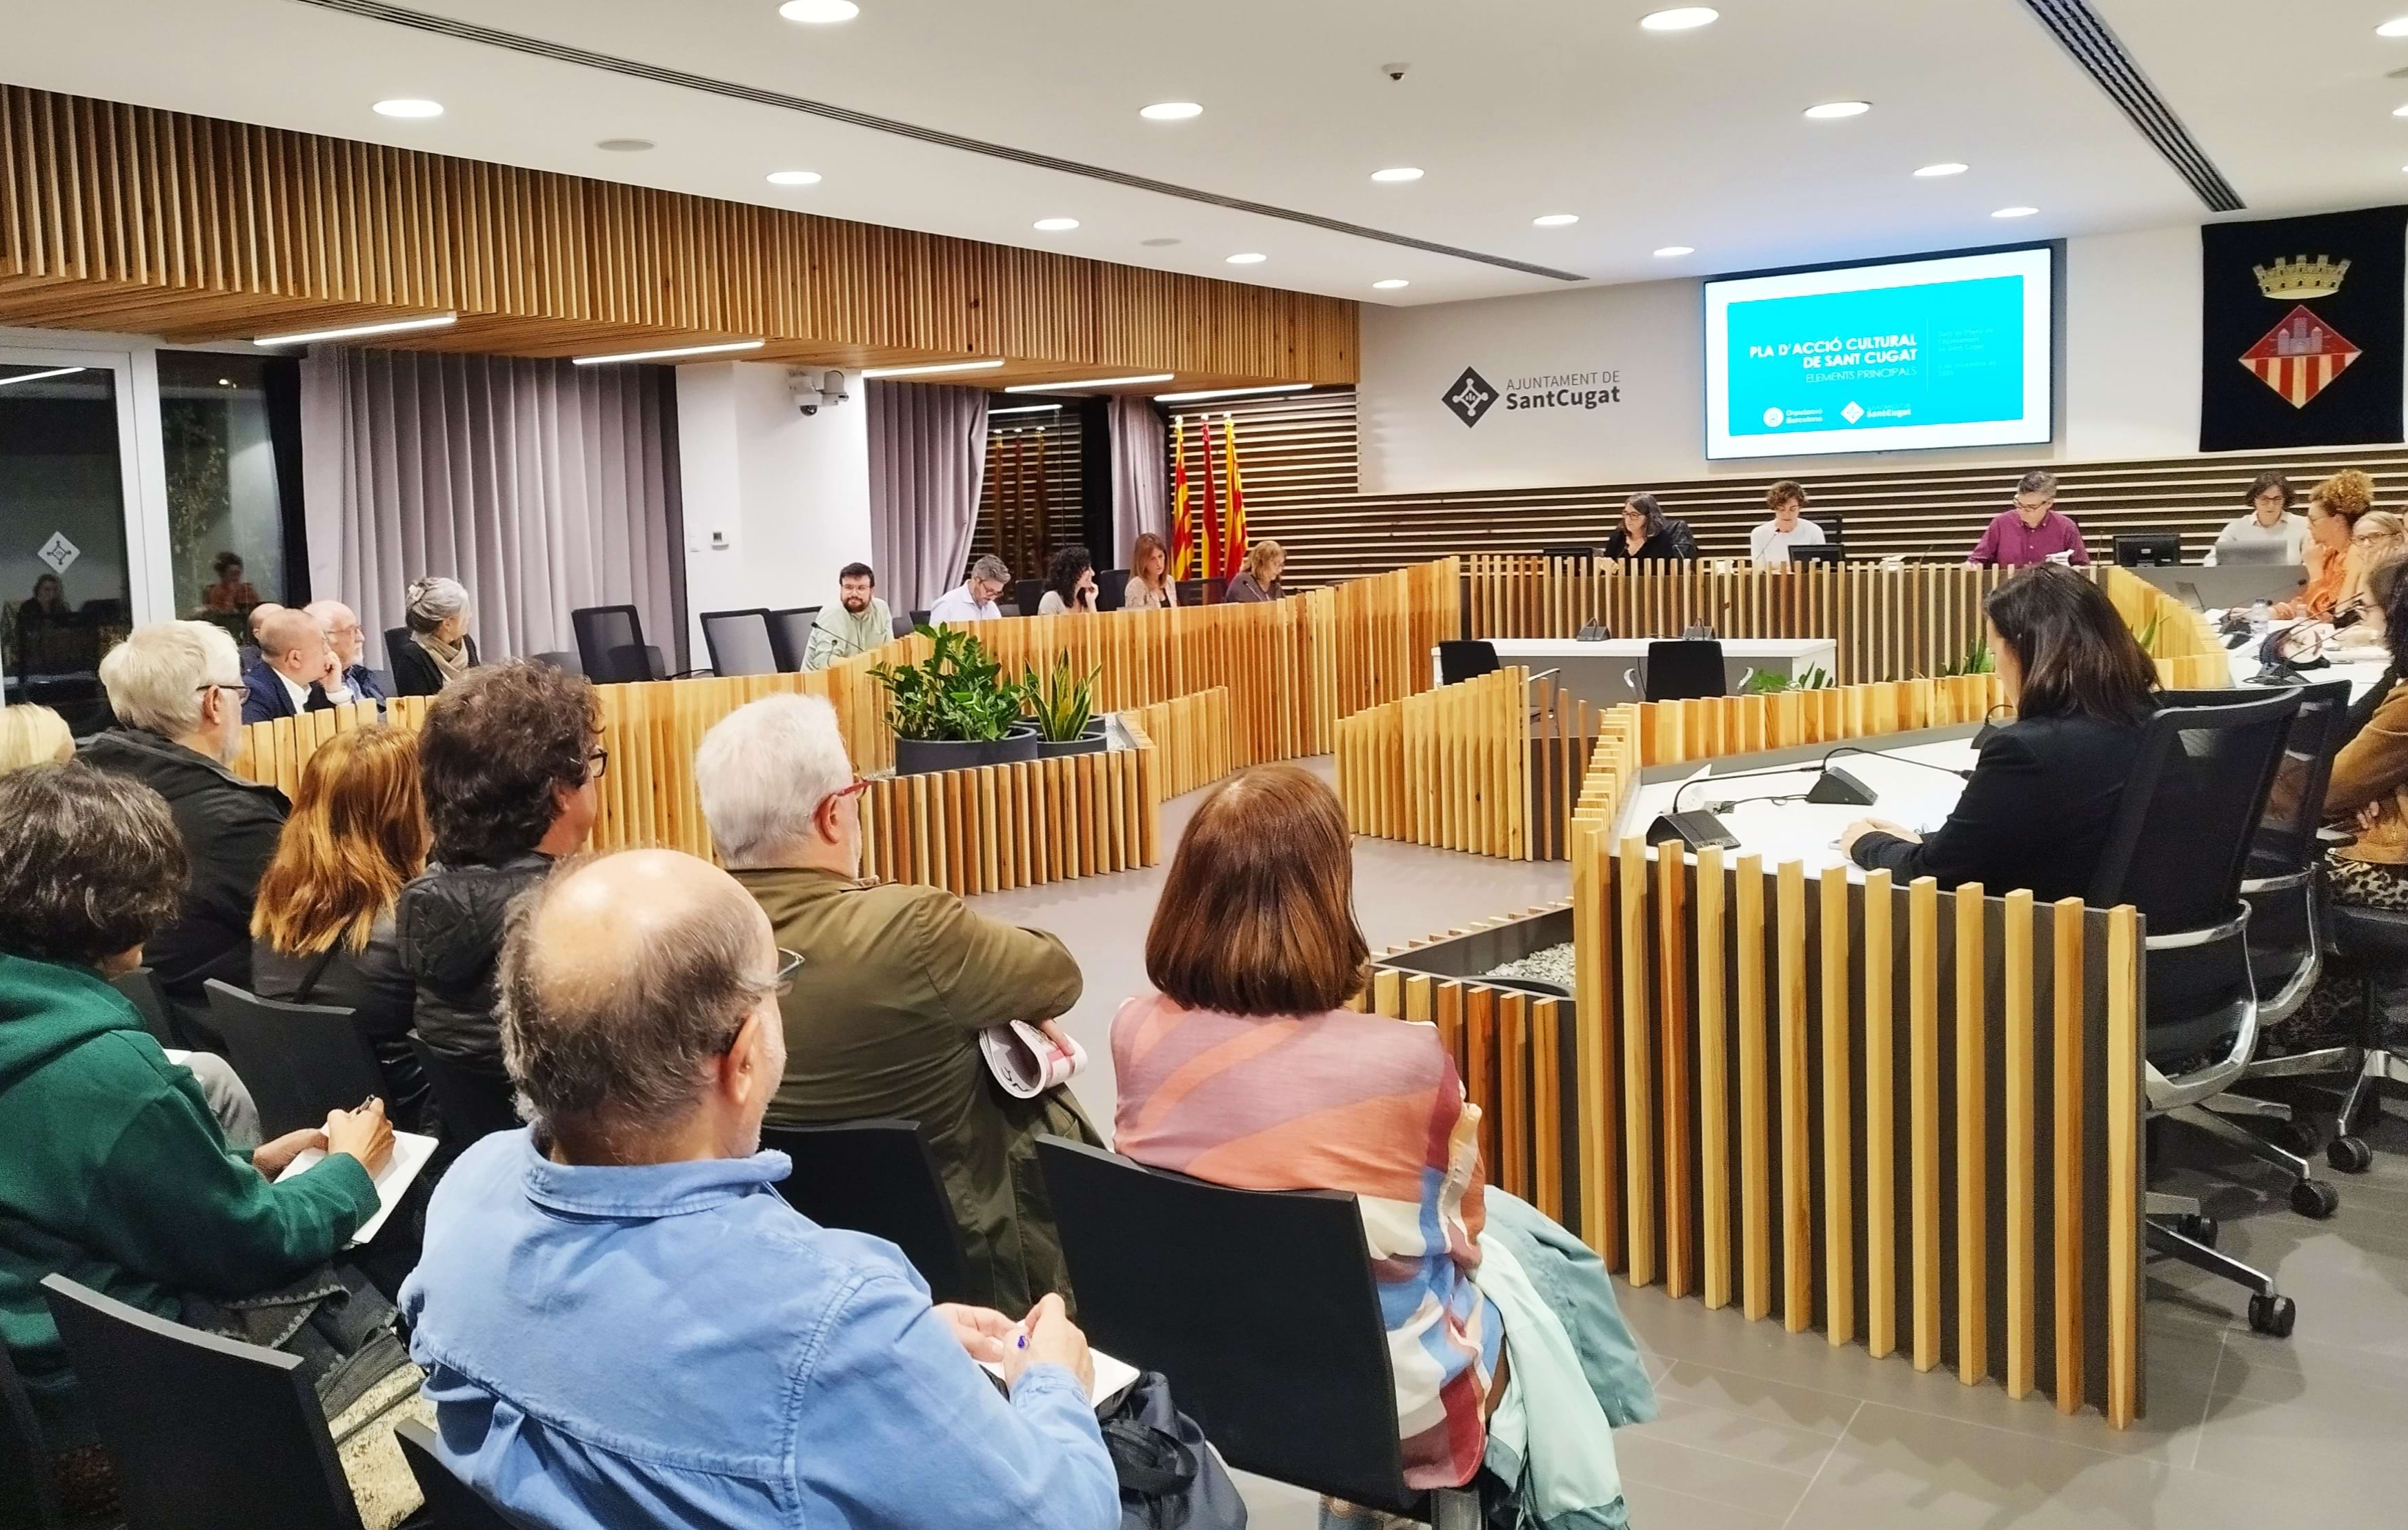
1841,401,1864,424
1442,367,1499,428
1761,407,1784,428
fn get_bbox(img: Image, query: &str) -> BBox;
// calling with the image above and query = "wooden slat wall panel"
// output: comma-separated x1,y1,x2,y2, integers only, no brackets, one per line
0,84,1357,386
1167,388,2408,588
971,415,1085,579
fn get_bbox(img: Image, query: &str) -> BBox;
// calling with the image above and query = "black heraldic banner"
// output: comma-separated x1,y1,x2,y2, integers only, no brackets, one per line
2201,205,2408,452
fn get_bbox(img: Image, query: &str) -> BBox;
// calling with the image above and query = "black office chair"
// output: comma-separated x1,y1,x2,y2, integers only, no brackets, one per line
203,980,386,1140
2090,691,2310,1335
699,608,779,677
569,604,662,684
385,626,413,670
893,613,919,640
1013,579,1046,617
1436,640,1502,687
2329,907,2408,1144
1,1339,61,1530
1037,1137,1479,1527
40,1274,368,1530
408,1038,522,1149
108,965,178,1048
395,1418,518,1529
530,648,584,677
1642,639,1725,702
1097,569,1131,613
766,606,822,672
757,1121,973,1303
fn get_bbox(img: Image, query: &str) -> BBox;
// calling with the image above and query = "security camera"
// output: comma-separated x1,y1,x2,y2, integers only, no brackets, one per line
1380,61,1410,82
821,369,851,407
784,364,823,416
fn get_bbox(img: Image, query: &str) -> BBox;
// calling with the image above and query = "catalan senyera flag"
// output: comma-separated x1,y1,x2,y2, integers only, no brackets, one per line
1196,415,1222,582
1169,416,1196,579
1220,412,1248,577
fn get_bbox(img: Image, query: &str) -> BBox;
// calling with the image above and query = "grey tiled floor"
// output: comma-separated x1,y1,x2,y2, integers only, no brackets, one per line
969,760,2408,1529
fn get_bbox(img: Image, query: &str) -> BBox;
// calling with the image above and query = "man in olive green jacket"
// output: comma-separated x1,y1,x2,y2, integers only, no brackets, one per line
696,694,1100,1313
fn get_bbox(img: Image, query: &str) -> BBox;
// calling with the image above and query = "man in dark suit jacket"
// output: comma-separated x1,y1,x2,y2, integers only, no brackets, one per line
307,598,388,707
241,605,348,724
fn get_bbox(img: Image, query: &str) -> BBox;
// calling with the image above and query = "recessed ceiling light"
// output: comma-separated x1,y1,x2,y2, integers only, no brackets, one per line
1992,206,2040,219
372,99,443,119
777,0,859,22
1140,101,1204,121
595,138,655,153
1002,373,1175,393
1155,383,1313,401
1372,279,1411,290
573,339,767,366
1033,217,1080,231
1371,167,1424,183
2381,17,2408,37
253,313,457,346
1140,237,1182,247
1804,100,1871,119
766,170,823,186
1226,252,1266,264
1639,8,1719,30
1533,213,1580,227
1914,161,1969,177
859,359,1006,379
1653,246,1695,258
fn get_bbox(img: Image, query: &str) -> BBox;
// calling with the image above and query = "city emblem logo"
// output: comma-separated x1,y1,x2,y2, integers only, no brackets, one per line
2241,255,2358,410
1442,366,1499,428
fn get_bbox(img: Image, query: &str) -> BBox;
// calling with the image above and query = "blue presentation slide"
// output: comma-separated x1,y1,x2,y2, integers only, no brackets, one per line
1722,275,2025,440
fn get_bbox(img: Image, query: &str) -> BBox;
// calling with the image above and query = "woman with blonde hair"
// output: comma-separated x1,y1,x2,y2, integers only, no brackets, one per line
0,704,73,775
2272,469,2376,620
1112,765,1653,1526
250,726,432,1128
1125,531,1177,611
1222,538,1286,604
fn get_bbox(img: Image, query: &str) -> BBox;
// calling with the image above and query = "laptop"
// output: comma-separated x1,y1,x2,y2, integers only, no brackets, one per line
2216,539,2291,566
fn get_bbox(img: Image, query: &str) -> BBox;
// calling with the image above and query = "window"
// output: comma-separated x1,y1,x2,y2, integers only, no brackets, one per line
0,358,135,730
157,350,304,641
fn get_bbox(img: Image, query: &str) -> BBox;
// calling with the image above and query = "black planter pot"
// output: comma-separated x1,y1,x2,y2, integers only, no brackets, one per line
893,724,1040,777
1035,718,1111,758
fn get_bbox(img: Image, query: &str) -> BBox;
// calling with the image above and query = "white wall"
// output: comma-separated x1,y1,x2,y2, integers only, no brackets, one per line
675,360,873,662
1360,224,2203,494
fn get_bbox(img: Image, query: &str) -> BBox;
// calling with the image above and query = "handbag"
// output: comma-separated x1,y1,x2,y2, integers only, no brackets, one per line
1096,1370,1247,1530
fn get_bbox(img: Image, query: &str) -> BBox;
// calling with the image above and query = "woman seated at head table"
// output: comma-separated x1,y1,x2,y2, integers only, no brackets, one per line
2323,511,2408,655
1221,539,1286,603
1841,563,2158,902
1110,764,1657,1528
1600,493,1698,562
2271,469,2376,622
1035,544,1099,615
1124,531,1177,611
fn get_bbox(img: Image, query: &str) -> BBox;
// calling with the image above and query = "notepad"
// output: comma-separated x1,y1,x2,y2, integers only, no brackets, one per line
982,1344,1141,1410
979,1020,1088,1100
275,1130,438,1246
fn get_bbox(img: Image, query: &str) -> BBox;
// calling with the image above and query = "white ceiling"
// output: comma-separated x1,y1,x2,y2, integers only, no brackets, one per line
6,0,2408,312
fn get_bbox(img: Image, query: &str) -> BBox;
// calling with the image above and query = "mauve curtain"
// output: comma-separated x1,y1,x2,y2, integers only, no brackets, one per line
868,380,990,610
1108,395,1170,562
300,347,684,667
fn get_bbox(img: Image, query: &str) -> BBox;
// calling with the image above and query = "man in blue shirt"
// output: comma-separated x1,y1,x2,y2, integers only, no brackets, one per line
399,848,1119,1529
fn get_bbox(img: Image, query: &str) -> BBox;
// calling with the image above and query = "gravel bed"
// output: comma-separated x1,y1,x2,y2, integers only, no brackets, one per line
1482,942,1576,989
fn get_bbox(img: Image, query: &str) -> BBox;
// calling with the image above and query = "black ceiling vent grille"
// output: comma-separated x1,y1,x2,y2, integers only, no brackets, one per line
286,0,1586,281
2020,0,2244,212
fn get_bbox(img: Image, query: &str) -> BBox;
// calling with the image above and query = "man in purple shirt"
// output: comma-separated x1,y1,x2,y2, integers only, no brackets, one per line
1967,470,2090,568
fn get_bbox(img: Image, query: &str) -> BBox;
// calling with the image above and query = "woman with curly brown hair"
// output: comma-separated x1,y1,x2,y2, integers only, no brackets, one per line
2272,468,2376,621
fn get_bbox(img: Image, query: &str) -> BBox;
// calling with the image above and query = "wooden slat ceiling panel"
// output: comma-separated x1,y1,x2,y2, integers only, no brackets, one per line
0,83,1357,387
1173,388,2408,586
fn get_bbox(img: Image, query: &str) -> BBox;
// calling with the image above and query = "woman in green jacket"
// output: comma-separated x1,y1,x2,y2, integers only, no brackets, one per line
0,762,393,1489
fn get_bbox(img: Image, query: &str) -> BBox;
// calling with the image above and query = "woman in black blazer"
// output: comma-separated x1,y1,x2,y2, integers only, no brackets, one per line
390,575,482,697
1602,493,1698,562
1842,564,2157,902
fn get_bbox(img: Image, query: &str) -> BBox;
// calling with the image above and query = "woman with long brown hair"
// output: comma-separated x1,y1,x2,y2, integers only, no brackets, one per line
1124,531,1177,610
250,726,433,1128
1112,765,1652,1525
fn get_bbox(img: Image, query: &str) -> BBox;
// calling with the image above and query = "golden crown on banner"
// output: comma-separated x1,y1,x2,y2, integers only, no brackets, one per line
2253,255,2351,300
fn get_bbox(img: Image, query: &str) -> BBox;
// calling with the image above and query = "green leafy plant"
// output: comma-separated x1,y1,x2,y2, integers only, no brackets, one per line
868,627,1026,742
2133,613,2165,658
1931,639,1997,678
1023,652,1102,742
1738,664,1833,694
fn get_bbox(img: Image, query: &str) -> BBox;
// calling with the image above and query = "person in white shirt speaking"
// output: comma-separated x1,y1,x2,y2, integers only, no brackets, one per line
1749,480,1828,566
928,555,1011,625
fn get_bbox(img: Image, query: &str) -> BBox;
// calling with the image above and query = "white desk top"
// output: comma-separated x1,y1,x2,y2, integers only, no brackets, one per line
2218,624,2389,702
1620,738,1976,880
1467,636,1838,661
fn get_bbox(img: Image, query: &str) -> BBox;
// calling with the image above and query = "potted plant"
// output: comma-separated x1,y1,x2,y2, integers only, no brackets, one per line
868,626,1039,776
1024,653,1109,757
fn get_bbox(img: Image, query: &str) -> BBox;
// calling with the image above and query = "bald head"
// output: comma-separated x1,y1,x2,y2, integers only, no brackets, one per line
258,606,329,683
306,599,363,668
501,850,785,1158
248,602,286,642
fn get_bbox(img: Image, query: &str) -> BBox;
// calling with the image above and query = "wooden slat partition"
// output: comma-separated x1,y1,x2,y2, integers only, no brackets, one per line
0,85,1356,387
1335,668,1601,860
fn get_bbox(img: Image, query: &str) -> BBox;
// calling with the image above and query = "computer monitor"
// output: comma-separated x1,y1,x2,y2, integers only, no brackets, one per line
2114,532,2183,567
1789,542,1844,566
1537,544,1602,563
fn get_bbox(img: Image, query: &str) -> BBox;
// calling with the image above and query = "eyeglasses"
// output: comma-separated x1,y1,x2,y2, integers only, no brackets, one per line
194,680,251,702
585,746,610,782
833,777,871,803
718,948,805,1054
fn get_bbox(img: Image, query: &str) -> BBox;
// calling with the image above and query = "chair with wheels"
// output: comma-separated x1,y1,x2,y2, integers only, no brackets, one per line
1642,639,1725,702
699,608,779,677
765,606,822,672
2327,906,2408,1145
1436,640,1501,687
40,1274,368,1530
569,604,662,684
2088,691,2311,1336
1,1339,63,1529
395,1418,519,1529
108,966,178,1048
202,980,386,1140
1037,1137,1481,1528
1096,569,1131,613
408,1038,523,1149
758,1120,973,1304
